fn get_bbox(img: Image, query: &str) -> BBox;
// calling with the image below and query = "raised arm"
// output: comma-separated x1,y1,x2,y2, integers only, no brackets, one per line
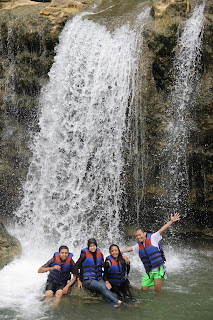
120,247,133,253
158,213,181,235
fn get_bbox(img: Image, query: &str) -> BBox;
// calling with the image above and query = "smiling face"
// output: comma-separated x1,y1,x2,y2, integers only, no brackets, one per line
89,243,97,252
59,249,69,261
110,245,119,259
135,229,146,243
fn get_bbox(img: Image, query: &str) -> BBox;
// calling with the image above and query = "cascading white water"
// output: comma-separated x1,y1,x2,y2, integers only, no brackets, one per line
15,14,145,248
0,10,151,318
166,1,206,212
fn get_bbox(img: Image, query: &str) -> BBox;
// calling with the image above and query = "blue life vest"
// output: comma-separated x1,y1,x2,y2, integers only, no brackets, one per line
48,252,73,285
138,233,165,272
81,248,103,280
105,255,126,286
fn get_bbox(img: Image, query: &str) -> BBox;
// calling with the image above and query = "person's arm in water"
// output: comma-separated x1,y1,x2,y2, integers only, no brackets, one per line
38,258,60,273
158,213,181,235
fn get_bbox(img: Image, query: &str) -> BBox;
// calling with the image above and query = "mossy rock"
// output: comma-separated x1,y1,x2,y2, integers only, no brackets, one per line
0,222,22,269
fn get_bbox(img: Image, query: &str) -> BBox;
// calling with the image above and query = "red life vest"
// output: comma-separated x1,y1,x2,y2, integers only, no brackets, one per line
105,255,126,286
138,233,165,272
81,248,103,280
48,252,73,285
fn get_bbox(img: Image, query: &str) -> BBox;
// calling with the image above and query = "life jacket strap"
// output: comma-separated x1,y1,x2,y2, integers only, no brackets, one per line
149,254,164,262
82,265,102,270
107,274,124,279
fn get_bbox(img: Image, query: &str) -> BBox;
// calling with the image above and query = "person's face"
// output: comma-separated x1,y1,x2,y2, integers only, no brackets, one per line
89,243,97,252
135,230,146,243
110,246,119,259
59,249,69,261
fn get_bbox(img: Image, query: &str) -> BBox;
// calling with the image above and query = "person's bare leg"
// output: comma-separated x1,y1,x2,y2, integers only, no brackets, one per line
141,286,149,291
154,278,163,293
44,290,54,304
53,289,63,308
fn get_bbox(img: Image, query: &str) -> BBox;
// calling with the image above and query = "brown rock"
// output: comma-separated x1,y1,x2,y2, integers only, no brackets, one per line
152,0,190,17
0,222,22,269
40,0,94,26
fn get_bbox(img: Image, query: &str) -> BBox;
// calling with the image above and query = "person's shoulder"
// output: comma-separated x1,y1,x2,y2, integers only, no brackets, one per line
42,257,54,268
80,252,86,260
151,231,162,238
132,243,139,252
48,257,55,264
105,259,111,267
151,231,162,244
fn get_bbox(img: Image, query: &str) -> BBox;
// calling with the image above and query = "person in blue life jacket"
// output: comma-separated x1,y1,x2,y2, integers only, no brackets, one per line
104,244,134,302
121,213,181,293
76,238,128,307
38,245,77,308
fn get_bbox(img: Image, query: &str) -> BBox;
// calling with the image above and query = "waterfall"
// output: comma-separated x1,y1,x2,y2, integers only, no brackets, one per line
0,9,151,316
166,1,206,213
14,11,150,249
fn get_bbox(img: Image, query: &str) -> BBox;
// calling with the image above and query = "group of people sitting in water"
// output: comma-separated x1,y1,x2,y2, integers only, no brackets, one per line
38,213,180,308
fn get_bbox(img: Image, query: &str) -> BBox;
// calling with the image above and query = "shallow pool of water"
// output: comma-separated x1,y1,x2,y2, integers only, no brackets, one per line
0,239,212,320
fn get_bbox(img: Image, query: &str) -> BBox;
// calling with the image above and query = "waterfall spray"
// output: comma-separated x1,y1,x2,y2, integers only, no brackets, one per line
166,1,206,213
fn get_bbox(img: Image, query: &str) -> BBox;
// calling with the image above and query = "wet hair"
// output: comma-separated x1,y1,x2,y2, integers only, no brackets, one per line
59,245,69,252
87,238,97,248
135,227,144,233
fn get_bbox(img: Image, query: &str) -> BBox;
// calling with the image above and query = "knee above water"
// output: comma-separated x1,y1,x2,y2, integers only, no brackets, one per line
55,291,63,298
45,291,54,298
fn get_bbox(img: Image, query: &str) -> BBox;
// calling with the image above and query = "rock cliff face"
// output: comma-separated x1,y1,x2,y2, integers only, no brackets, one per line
124,0,213,236
0,2,59,215
0,0,212,235
0,222,21,269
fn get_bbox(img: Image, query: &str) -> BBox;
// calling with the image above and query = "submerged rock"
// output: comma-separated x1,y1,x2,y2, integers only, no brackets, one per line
68,281,139,302
0,222,21,269
68,282,103,300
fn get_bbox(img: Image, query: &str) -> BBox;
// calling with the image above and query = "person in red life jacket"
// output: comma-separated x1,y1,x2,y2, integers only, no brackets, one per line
38,245,77,308
76,238,127,307
104,244,134,302
121,213,181,293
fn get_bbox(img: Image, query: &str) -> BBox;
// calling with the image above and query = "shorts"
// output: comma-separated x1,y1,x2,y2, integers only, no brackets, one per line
46,280,66,293
141,265,167,287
